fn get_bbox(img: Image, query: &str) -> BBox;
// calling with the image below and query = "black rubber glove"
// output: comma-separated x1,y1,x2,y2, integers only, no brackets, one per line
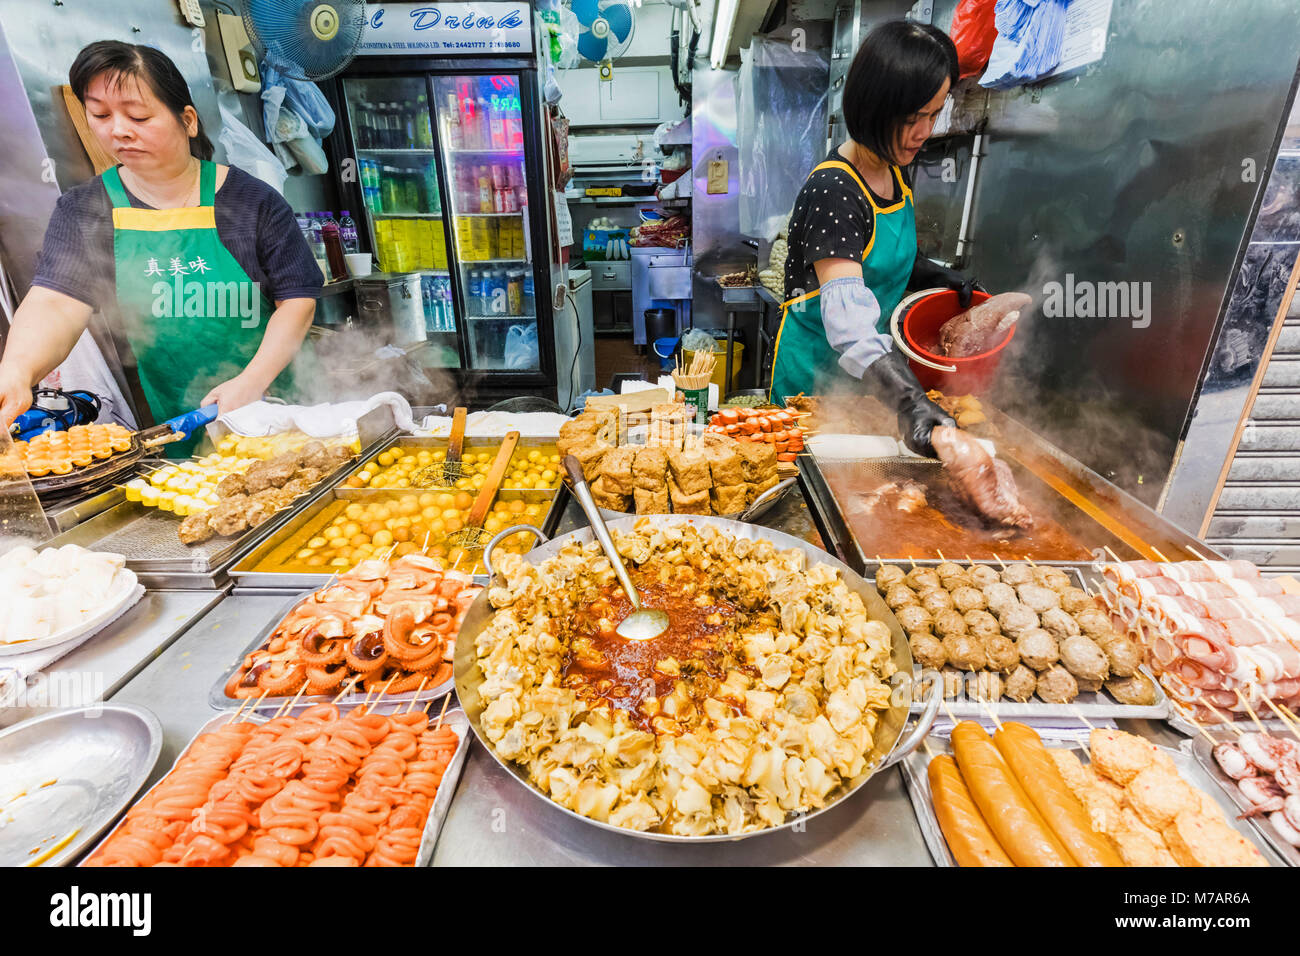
909,252,984,308
862,349,955,458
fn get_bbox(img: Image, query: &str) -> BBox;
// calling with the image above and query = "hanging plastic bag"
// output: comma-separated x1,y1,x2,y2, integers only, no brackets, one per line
950,0,999,79
504,324,539,370
262,87,328,175
217,104,288,193
261,55,335,141
980,0,1071,89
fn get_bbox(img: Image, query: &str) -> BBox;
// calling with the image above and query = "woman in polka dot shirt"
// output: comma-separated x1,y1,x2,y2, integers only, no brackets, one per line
769,20,981,457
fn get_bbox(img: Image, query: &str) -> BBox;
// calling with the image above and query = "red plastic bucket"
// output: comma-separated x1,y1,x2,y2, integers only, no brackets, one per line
895,288,1015,394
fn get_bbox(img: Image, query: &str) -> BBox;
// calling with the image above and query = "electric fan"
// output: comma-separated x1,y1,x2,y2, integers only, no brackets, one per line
569,0,637,79
243,0,368,81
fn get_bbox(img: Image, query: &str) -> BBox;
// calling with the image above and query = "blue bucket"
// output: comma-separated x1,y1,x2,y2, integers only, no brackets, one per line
652,336,679,372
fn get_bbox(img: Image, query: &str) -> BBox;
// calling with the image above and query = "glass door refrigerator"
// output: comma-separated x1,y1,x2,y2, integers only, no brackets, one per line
330,54,555,399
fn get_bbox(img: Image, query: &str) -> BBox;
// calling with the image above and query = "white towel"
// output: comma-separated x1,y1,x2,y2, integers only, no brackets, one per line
217,392,418,438
412,411,571,438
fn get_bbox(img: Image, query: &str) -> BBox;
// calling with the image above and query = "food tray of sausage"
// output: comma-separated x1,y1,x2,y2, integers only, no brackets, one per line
1187,730,1300,866
211,553,480,713
82,702,470,867
878,561,1167,718
900,722,1281,867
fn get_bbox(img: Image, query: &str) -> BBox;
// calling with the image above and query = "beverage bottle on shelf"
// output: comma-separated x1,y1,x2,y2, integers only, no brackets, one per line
339,211,359,254
476,165,493,213
443,93,464,150
377,103,392,148
403,171,420,212
424,163,440,214
467,269,483,315
307,213,326,259
402,100,417,146
505,92,523,149
506,268,523,315
321,220,347,281
474,91,490,149
459,89,478,149
488,94,507,150
416,94,434,148
523,268,534,313
491,164,508,189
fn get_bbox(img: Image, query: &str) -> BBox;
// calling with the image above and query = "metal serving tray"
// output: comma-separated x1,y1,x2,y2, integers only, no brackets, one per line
38,466,347,590
229,485,568,592
0,703,162,867
340,434,565,492
207,593,456,715
899,727,1285,867
82,706,470,867
1187,732,1300,866
800,451,1135,571
889,566,1169,720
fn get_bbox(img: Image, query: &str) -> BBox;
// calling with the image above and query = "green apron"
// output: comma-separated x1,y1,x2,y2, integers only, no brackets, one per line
769,160,916,403
105,161,292,456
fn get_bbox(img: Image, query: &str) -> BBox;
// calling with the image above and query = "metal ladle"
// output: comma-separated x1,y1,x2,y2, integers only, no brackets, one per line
562,454,669,641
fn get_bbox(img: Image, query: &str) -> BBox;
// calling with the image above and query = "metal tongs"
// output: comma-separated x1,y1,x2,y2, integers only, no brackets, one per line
562,454,669,641
137,404,220,448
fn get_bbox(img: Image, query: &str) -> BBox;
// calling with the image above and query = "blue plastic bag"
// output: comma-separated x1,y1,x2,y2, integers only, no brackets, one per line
980,0,1070,89
261,55,335,143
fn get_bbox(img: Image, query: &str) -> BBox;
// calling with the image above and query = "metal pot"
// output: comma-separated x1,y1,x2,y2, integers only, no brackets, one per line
454,514,942,843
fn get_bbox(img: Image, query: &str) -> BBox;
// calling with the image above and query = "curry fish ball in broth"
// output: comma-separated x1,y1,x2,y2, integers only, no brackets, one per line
968,565,1000,588
919,588,955,615
906,567,941,591
894,604,933,633
885,585,920,609
875,564,907,591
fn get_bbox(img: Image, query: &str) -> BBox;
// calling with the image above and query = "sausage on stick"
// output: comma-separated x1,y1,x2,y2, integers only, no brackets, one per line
928,754,1014,867
993,722,1124,867
950,721,1075,867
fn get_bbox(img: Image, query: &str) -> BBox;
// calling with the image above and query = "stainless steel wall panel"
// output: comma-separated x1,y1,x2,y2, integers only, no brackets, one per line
1249,393,1300,420
1238,424,1300,453
1262,358,1300,388
1226,457,1300,482
1207,515,1300,540
1215,486,1300,512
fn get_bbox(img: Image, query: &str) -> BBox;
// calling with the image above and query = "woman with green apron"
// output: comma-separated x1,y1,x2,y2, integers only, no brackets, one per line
770,20,979,457
0,41,320,454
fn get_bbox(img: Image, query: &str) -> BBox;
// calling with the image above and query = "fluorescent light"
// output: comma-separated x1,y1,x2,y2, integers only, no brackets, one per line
710,0,740,69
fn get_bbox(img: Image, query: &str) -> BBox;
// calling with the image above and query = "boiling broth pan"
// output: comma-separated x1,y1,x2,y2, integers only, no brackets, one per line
455,514,942,843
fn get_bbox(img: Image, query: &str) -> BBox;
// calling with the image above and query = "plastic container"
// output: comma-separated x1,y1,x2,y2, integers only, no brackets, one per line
684,340,743,393
895,289,1014,394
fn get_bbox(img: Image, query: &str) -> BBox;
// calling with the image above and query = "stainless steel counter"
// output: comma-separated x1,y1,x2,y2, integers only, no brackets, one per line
1,588,226,729
95,484,1191,866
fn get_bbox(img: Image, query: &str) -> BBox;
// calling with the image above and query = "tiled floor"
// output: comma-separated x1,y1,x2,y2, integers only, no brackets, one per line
592,334,663,391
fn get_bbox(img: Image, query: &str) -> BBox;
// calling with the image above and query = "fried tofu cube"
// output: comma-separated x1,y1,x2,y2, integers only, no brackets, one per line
668,475,709,515
709,483,748,515
738,441,777,482
746,474,779,505
566,437,611,480
668,448,711,495
1125,766,1200,831
1162,810,1267,867
590,475,631,512
1089,728,1153,786
631,447,667,491
703,440,744,486
633,486,669,515
599,445,637,495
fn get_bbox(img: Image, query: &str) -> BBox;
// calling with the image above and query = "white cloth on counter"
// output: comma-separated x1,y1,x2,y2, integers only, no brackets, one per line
217,392,417,437
807,434,904,461
412,411,571,438
0,583,144,718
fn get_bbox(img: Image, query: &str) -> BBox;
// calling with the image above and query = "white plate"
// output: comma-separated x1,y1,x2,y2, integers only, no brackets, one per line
0,570,144,657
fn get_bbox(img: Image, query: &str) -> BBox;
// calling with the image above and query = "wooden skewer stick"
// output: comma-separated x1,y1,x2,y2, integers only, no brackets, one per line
1069,704,1094,730
1184,543,1211,562
936,549,947,563
979,695,1002,730
921,737,935,758
332,675,361,704
275,681,311,718
1150,546,1170,562
368,673,401,713
1260,696,1300,743
405,676,430,713
1184,712,1222,748
992,552,1006,570
421,531,431,555
243,686,272,719
940,692,958,727
1024,555,1038,568
1282,704,1300,728
227,695,251,724
433,694,452,731
1199,697,1243,735
1234,688,1268,735
1103,545,1123,564
908,555,917,570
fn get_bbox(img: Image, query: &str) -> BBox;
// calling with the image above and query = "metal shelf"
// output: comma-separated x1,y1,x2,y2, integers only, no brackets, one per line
459,258,528,265
360,148,437,154
372,212,443,219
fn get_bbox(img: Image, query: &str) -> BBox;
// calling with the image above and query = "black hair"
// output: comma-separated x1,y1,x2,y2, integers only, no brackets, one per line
843,20,958,165
69,40,214,160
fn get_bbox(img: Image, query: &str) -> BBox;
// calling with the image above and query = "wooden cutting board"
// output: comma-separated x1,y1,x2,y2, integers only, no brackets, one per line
58,85,116,174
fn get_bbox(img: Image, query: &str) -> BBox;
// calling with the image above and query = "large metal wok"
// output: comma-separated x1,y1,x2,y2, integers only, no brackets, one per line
454,514,942,843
